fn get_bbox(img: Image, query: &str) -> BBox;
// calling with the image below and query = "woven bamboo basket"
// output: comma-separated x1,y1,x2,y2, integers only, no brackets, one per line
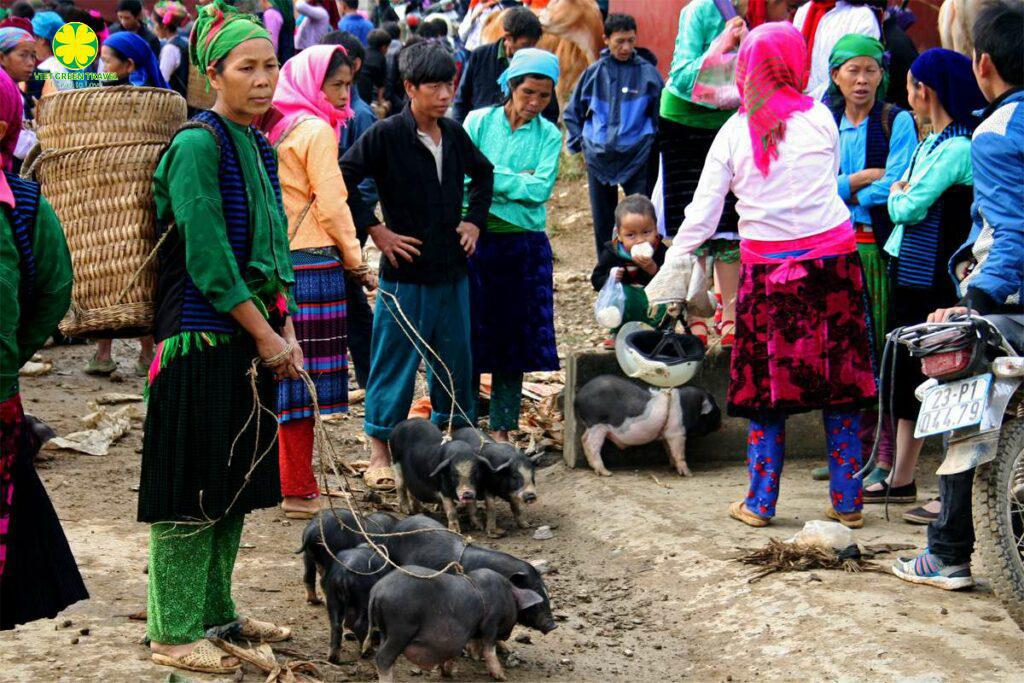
28,87,186,338
186,62,216,111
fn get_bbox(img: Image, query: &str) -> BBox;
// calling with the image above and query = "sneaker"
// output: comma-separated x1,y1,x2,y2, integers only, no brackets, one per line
863,480,917,504
892,551,974,590
903,498,940,525
84,356,117,376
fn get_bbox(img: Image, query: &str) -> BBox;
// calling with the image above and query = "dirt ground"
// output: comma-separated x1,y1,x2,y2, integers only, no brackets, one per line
2,174,1023,682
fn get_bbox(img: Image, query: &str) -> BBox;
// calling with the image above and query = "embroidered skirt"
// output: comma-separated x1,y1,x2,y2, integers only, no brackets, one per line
728,252,878,418
468,231,559,375
659,118,739,239
277,251,348,423
1,395,88,630
139,337,281,524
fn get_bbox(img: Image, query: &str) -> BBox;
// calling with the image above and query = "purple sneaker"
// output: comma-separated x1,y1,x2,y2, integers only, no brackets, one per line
892,550,974,590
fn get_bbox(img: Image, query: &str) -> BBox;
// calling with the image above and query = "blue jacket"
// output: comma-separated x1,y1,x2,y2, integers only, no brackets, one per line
339,89,379,224
950,88,1024,314
564,49,663,186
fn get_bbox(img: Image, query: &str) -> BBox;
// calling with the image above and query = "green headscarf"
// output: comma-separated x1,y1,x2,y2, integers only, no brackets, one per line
189,0,271,76
827,34,889,106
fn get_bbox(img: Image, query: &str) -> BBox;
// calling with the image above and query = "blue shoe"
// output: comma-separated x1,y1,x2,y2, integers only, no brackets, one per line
892,550,974,590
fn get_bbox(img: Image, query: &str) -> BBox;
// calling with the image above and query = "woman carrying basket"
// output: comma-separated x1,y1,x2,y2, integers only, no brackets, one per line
140,1,300,674
86,31,172,377
266,44,377,519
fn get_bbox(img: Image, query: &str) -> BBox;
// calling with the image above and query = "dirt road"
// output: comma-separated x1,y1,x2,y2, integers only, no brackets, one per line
2,176,1022,681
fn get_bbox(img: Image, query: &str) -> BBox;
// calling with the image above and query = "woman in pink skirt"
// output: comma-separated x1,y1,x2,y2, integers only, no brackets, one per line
652,23,877,528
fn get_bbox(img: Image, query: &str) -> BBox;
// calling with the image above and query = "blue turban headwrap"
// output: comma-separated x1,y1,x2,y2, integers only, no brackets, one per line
105,31,170,89
497,47,560,97
910,48,987,127
31,11,64,42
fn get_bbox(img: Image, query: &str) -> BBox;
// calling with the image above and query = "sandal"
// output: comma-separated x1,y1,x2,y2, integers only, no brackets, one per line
689,320,709,347
863,480,917,504
236,616,291,643
84,355,117,376
363,466,397,491
729,500,770,527
826,507,864,529
150,639,240,675
718,321,735,349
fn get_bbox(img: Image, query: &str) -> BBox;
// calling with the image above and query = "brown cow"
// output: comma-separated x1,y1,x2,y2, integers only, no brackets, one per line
480,0,605,108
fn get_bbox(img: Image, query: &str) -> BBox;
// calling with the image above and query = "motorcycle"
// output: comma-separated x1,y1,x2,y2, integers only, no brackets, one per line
892,313,1024,629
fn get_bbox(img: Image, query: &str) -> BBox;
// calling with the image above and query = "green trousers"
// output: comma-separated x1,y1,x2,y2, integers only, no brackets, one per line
147,514,244,644
474,372,523,432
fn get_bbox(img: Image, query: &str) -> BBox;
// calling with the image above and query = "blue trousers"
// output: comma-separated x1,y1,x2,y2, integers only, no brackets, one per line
364,277,474,441
745,411,864,518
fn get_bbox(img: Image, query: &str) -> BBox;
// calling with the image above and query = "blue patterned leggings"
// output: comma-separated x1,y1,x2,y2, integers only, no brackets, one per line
745,411,863,518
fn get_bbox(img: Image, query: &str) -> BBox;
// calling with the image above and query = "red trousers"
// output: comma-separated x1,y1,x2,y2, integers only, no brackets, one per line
278,418,318,498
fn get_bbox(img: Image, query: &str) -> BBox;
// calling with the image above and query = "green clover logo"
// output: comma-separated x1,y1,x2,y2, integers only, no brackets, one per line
52,22,98,70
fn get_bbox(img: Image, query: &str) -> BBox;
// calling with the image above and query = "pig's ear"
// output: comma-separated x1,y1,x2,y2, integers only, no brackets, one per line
480,456,512,472
512,586,545,611
429,456,454,478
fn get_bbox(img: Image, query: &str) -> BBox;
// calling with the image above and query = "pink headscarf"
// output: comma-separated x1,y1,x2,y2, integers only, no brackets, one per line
0,67,22,206
267,45,354,145
735,23,814,177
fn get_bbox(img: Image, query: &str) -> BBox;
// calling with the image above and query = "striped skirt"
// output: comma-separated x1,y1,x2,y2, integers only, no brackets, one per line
659,117,739,238
277,251,348,423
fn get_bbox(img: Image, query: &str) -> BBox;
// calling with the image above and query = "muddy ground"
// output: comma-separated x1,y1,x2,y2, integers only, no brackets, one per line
2,174,1023,682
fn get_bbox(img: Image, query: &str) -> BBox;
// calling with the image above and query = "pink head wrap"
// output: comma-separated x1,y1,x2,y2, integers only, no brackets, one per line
0,67,23,206
268,45,354,145
735,22,814,177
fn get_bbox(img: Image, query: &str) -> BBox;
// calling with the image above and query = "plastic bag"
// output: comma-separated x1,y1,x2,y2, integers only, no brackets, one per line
595,269,626,328
786,520,856,551
690,32,741,111
685,258,716,318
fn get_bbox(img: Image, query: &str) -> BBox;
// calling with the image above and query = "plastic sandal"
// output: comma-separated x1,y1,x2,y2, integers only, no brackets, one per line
150,639,240,675
84,356,117,376
235,616,291,643
689,320,710,346
826,507,864,529
729,500,769,527
719,321,735,349
363,466,397,491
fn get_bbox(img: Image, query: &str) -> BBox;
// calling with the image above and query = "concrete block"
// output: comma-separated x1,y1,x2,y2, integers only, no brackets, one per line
563,347,827,468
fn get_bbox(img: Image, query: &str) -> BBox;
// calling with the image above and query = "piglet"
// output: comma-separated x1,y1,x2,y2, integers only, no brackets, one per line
324,545,391,664
452,428,541,537
367,566,544,682
389,418,487,533
297,509,398,604
573,375,720,477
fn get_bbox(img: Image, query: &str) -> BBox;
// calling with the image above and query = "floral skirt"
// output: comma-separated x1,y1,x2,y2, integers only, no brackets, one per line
728,252,878,418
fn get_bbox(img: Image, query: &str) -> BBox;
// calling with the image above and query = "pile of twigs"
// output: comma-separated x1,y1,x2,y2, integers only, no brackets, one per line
211,638,324,683
736,539,891,583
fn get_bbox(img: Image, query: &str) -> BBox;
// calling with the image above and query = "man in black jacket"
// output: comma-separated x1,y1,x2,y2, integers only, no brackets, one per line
453,6,559,124
341,42,494,487
109,0,161,57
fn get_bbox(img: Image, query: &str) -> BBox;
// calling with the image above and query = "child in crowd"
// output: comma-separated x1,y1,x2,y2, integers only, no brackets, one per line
591,194,667,345
340,42,494,491
565,13,663,257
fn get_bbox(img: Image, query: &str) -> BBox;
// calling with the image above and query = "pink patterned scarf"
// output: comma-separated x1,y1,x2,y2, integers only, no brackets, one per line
267,44,353,145
735,22,814,177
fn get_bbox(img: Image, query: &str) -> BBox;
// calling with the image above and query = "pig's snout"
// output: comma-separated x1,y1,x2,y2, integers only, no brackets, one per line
457,488,476,502
521,491,537,504
539,619,557,634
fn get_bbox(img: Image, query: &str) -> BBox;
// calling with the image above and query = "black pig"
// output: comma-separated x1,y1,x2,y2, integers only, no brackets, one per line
324,545,391,664
297,509,398,604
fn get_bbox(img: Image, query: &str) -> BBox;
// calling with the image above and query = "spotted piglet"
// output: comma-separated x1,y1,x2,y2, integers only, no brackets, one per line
573,375,720,477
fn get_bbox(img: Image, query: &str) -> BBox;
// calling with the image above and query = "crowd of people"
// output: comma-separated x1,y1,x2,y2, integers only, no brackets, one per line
0,0,1021,675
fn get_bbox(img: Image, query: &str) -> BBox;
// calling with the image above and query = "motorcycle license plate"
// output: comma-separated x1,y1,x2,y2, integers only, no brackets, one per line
915,374,992,438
